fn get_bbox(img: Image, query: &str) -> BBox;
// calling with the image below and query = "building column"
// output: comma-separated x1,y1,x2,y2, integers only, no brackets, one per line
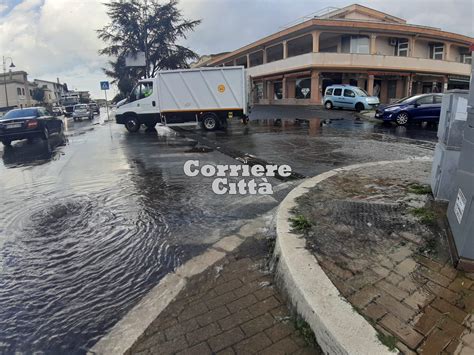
409,37,416,57
262,49,267,64
246,54,250,68
442,75,449,92
283,41,288,59
405,75,413,96
310,70,321,104
367,74,375,96
396,78,404,99
370,34,377,55
282,76,287,99
267,81,273,103
312,31,320,52
445,42,451,61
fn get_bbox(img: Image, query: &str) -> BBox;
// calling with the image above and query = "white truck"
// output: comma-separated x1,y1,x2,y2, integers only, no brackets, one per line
115,67,248,132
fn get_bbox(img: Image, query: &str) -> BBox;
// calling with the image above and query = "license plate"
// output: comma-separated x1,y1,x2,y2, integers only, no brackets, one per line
6,123,22,129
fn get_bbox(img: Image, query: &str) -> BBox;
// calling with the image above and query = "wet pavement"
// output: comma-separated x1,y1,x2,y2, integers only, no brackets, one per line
0,106,438,354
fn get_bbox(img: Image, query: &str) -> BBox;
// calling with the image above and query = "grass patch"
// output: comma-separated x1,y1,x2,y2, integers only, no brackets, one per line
411,207,436,225
407,183,432,195
376,332,398,351
294,317,317,347
289,215,312,232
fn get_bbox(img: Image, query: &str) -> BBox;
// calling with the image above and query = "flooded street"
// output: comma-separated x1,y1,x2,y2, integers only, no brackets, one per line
0,107,437,354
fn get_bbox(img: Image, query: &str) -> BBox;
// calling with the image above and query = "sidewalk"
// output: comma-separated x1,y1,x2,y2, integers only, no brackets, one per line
290,160,474,354
126,236,320,355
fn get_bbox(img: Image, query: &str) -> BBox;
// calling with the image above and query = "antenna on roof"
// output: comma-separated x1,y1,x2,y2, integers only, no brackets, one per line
279,6,340,29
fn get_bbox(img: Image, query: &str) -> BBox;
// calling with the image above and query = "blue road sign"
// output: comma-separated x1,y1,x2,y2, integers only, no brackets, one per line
100,81,110,90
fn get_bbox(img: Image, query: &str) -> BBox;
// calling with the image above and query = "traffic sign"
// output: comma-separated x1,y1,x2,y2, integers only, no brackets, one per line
100,81,110,90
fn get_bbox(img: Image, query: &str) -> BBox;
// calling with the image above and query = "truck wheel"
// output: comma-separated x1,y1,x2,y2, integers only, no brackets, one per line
125,117,140,132
202,113,219,131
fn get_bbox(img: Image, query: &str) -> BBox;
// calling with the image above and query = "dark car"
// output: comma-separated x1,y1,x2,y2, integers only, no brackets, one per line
375,93,443,125
89,103,100,115
0,107,64,146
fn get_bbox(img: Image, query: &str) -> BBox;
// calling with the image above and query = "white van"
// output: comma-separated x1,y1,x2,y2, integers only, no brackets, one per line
115,67,248,132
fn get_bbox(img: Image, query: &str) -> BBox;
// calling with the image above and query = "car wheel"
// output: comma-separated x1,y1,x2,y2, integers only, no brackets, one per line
1,139,12,146
324,101,333,110
395,112,409,126
355,103,365,112
202,113,219,131
73,117,78,122
125,116,140,132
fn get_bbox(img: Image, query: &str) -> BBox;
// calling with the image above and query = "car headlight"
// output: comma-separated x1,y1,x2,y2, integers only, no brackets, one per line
384,107,399,112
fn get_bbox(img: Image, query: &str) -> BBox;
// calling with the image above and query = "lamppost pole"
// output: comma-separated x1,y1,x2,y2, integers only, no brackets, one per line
2,56,15,109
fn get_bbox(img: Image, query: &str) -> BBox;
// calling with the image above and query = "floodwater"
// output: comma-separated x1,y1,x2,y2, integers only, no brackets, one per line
0,107,436,354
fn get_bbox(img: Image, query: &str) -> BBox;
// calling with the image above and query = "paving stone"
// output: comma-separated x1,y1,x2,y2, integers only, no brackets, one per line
206,291,239,310
149,335,188,355
361,302,387,321
439,264,458,280
218,309,254,331
195,306,230,327
247,296,281,317
216,348,235,355
380,314,423,349
233,332,273,354
449,277,474,293
264,322,295,342
133,331,166,352
241,313,275,337
346,270,384,290
318,258,353,280
389,247,413,264
439,316,465,338
227,294,259,313
416,256,443,272
394,258,418,276
185,322,221,346
233,279,267,299
425,281,460,304
348,286,381,308
215,279,244,296
431,298,468,324
164,318,199,340
270,305,291,319
395,341,417,355
385,272,403,286
330,277,356,297
414,306,444,335
418,328,452,354
418,266,452,288
176,342,212,355
373,266,391,278
376,280,409,301
208,327,245,352
376,293,416,322
254,286,275,301
398,279,420,293
404,288,436,310
260,337,300,355
177,301,209,322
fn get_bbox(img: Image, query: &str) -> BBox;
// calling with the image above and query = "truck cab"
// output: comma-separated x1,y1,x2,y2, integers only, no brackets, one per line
115,67,248,132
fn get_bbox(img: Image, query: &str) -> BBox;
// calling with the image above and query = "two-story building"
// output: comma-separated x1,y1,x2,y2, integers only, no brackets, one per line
200,4,473,105
0,71,36,110
34,79,68,105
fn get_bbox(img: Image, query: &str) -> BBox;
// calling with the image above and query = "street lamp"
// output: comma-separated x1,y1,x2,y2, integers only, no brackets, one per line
3,56,16,108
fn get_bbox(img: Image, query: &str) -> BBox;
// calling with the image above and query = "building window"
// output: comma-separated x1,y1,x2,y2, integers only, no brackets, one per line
396,39,409,57
295,78,311,99
249,51,264,67
342,36,370,54
17,88,21,95
29,90,33,96
273,81,283,100
22,88,25,95
254,82,263,101
430,43,444,60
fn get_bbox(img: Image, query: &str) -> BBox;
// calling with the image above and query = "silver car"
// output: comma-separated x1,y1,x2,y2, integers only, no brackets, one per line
73,104,93,121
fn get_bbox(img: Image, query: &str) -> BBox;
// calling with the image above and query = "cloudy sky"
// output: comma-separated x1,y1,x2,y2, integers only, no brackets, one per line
0,0,472,98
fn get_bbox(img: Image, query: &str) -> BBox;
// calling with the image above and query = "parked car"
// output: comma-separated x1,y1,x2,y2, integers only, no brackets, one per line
52,106,63,116
73,104,93,121
0,107,64,146
89,102,100,115
323,85,380,112
375,93,443,125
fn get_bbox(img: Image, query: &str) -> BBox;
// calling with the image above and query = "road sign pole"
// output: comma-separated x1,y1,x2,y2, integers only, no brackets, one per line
104,89,110,121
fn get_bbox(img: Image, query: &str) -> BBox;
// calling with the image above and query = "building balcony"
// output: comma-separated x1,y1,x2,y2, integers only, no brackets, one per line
246,52,471,78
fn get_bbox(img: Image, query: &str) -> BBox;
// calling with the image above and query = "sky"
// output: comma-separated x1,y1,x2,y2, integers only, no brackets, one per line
0,0,472,99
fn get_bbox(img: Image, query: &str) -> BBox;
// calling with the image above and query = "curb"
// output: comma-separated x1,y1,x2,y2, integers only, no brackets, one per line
274,157,432,355
355,110,379,122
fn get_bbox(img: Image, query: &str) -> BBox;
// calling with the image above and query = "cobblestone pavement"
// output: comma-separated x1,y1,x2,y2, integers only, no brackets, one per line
294,160,474,354
127,237,320,355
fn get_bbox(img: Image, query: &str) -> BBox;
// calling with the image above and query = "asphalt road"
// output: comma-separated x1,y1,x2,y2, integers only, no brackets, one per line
0,106,437,354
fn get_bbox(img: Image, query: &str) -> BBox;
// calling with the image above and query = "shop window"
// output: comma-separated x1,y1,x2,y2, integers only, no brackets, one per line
295,78,311,99
273,81,283,100
430,43,444,60
396,39,409,57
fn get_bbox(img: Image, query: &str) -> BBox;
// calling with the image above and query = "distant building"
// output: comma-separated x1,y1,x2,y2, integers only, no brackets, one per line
199,4,473,105
33,78,67,105
190,53,230,68
0,71,36,110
